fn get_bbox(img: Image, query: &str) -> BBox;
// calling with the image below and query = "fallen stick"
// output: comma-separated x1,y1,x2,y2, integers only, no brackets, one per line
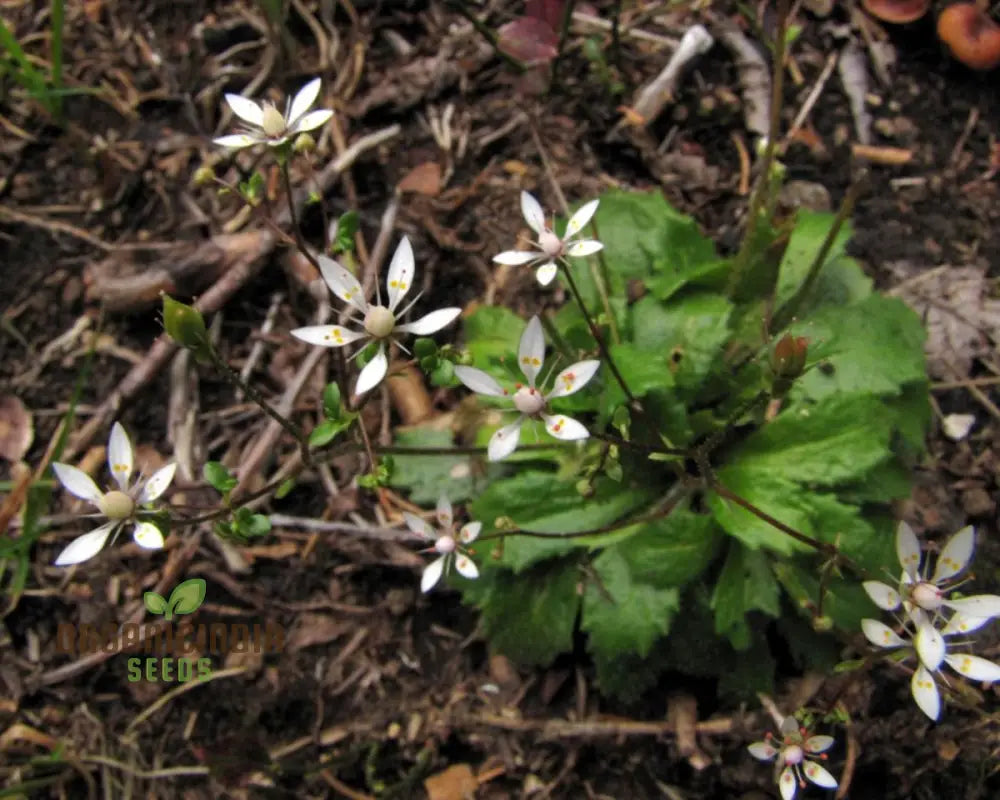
715,23,770,139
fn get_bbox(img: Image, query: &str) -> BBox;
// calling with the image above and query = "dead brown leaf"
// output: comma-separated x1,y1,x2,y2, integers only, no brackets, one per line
0,395,32,462
286,613,348,653
889,263,1000,379
398,162,442,197
424,763,477,800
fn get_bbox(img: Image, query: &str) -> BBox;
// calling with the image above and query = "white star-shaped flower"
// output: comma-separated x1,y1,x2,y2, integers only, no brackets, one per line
213,77,334,150
863,522,1000,625
454,315,599,461
291,237,461,395
404,496,481,592
51,423,176,566
748,717,838,800
493,191,604,286
862,614,1000,720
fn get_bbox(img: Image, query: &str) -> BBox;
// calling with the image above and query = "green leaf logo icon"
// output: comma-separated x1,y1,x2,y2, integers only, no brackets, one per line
144,579,206,620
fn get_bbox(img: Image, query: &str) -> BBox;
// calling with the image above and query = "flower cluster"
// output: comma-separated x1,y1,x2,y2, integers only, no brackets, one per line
52,423,176,566
748,716,838,800
214,78,333,150
292,237,461,395
455,315,600,461
493,191,603,286
861,522,1000,720
404,496,481,592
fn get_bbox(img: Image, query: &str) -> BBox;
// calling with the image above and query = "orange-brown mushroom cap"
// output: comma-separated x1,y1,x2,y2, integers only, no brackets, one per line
937,3,1000,70
862,0,931,24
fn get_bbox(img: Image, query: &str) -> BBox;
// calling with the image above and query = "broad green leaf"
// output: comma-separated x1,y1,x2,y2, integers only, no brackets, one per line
203,461,237,494
773,562,875,632
592,189,718,298
632,293,733,397
607,342,676,400
725,393,895,486
774,211,856,308
590,647,666,703
788,294,927,401
472,472,654,572
166,578,206,619
583,547,680,657
711,543,780,649
308,418,352,448
717,636,776,701
707,471,813,554
388,426,481,504
464,560,580,666
463,305,524,368
609,510,723,587
143,591,168,616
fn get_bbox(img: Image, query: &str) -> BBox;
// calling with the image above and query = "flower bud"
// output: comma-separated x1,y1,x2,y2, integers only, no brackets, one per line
811,615,834,632
162,295,211,361
192,165,216,187
293,132,316,154
771,335,809,379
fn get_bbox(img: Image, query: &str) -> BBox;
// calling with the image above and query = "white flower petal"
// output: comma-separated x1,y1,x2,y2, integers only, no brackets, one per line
805,735,835,754
941,613,991,636
747,741,777,761
488,419,524,461
52,463,102,503
386,237,415,312
493,250,538,265
535,262,558,286
455,554,479,580
213,133,262,149
54,522,117,566
317,256,367,313
107,422,134,490
911,664,941,721
565,199,599,236
460,521,481,544
942,412,975,441
436,496,453,528
945,653,1000,682
355,345,388,395
863,580,902,611
395,307,461,336
944,594,1000,620
547,360,601,400
932,525,975,584
565,239,604,257
778,766,798,800
132,521,164,550
803,761,838,789
291,324,367,348
224,93,263,126
287,77,321,125
454,365,507,397
520,190,545,235
518,315,545,385
289,108,333,134
897,521,923,581
421,555,446,592
403,512,434,540
861,618,907,649
542,413,590,441
914,619,946,671
139,463,176,504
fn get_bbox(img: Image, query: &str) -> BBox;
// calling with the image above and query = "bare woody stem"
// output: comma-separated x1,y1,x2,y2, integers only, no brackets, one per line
205,345,313,467
279,158,322,273
559,261,639,409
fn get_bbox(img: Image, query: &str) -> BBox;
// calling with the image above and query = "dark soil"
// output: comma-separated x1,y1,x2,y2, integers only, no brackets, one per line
2,1,999,798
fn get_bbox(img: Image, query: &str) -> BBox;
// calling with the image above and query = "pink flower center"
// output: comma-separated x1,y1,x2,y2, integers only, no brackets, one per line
782,744,804,766
513,386,545,416
911,581,944,610
539,230,563,258
435,535,456,554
